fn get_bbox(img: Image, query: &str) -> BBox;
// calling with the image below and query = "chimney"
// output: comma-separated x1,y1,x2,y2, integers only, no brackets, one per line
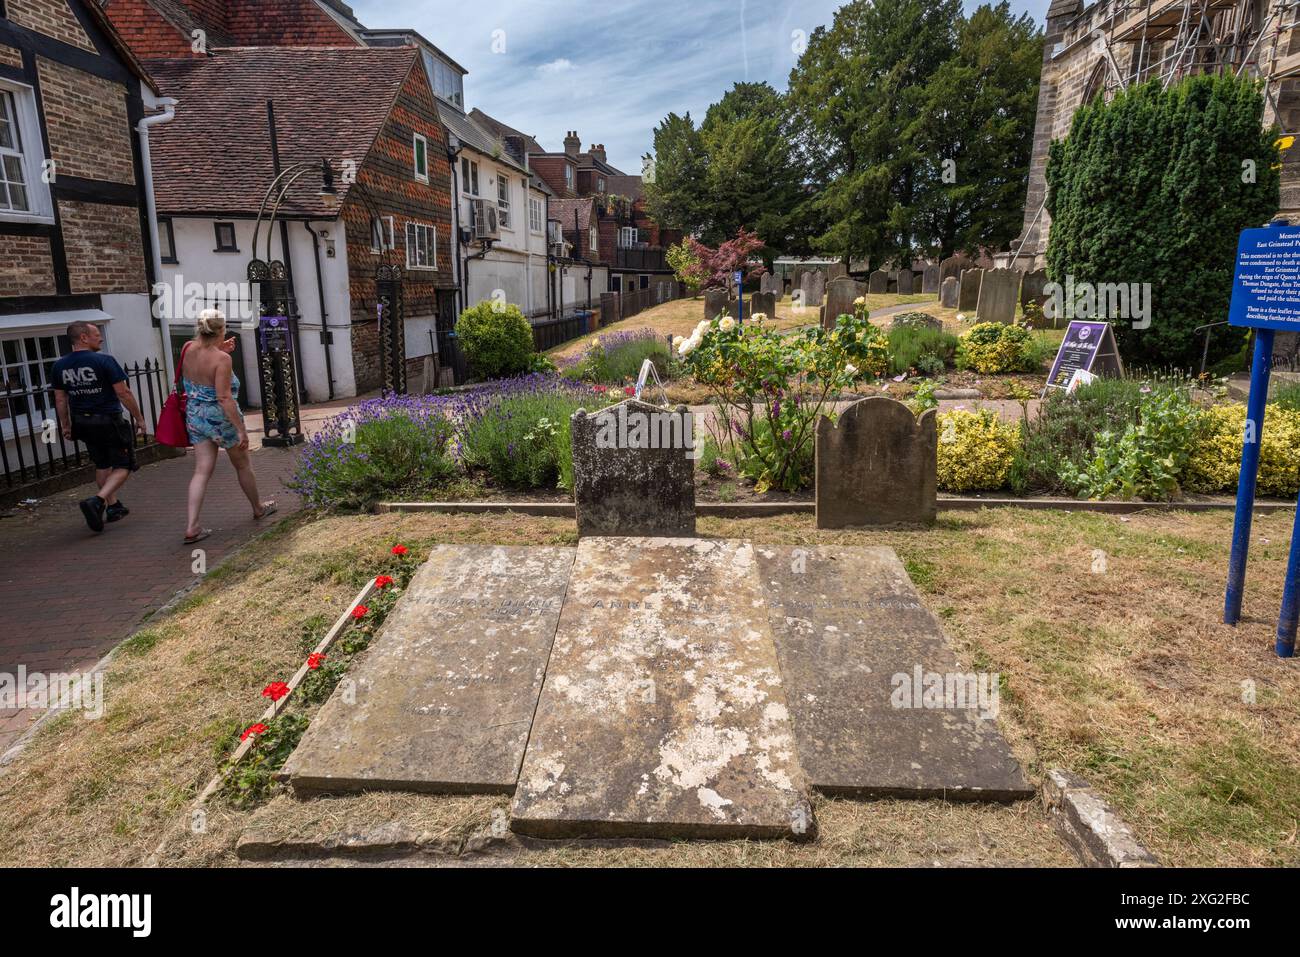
589,143,606,165
564,130,581,156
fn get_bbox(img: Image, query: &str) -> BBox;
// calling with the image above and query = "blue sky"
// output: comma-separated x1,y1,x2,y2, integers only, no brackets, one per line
353,1,1050,174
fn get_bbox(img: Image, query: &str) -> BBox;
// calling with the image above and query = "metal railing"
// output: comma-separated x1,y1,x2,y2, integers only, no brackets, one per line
615,246,667,271
1,359,169,492
532,312,591,352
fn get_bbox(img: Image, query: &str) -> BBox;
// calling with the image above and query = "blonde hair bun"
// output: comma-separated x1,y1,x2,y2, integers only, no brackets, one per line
197,308,226,338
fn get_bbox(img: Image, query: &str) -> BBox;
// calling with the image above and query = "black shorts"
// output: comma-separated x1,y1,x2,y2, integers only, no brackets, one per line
71,413,138,472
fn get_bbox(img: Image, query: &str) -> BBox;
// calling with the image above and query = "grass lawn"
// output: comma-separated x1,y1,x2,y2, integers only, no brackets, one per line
1,508,1297,867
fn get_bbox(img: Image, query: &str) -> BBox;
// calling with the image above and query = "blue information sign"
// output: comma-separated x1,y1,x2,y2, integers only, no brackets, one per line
1228,224,1300,330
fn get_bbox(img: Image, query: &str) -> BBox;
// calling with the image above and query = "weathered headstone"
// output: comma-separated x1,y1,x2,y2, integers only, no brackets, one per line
868,269,888,294
704,288,729,320
815,396,936,528
511,537,815,839
755,545,1033,800
282,545,576,796
801,270,825,307
1020,268,1048,309
828,262,848,282
940,254,971,285
571,399,695,538
957,267,983,312
760,272,776,296
940,276,959,308
750,290,776,318
896,269,915,295
822,277,866,330
922,264,940,294
975,268,1022,324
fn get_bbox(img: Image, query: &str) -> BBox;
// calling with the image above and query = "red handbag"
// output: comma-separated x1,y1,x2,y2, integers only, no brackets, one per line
155,342,191,448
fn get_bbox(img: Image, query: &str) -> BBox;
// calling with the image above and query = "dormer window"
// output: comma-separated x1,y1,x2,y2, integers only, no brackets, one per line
564,164,573,189
598,177,606,193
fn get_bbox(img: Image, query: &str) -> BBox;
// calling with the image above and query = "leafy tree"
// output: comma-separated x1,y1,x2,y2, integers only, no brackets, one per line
643,112,709,234
912,3,1041,258
785,0,961,266
1046,72,1280,368
667,239,708,290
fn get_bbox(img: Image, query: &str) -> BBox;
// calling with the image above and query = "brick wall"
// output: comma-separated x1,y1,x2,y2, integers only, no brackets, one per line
342,58,455,392
0,235,57,296
7,0,95,53
531,156,576,199
0,43,22,68
100,0,200,59
58,199,147,294
38,57,136,185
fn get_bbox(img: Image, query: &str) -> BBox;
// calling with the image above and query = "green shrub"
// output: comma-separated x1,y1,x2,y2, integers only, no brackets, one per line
1045,72,1279,369
456,300,536,379
1185,402,1300,497
1272,381,1300,413
936,409,1020,492
565,330,671,384
459,378,595,490
890,311,943,330
956,322,1039,374
888,325,958,376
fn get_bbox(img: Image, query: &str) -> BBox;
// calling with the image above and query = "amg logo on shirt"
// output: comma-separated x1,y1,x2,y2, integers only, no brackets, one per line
62,368,100,387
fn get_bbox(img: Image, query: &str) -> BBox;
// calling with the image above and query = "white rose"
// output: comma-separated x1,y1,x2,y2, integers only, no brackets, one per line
955,313,966,322
845,363,859,376
853,296,866,306
719,317,737,332
672,335,684,348
678,337,697,356
751,313,767,323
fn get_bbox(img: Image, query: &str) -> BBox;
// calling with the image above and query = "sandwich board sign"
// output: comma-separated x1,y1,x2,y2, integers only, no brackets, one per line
1223,219,1300,656
1043,320,1123,394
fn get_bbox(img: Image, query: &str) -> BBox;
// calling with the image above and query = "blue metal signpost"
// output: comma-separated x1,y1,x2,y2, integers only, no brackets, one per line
735,270,745,325
1223,219,1300,656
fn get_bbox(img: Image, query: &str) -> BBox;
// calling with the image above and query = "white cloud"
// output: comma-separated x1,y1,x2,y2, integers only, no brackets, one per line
537,57,576,75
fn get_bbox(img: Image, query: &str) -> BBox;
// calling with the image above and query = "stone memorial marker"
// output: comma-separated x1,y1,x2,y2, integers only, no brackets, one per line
887,270,899,293
571,399,695,538
896,269,915,295
828,262,848,282
756,545,1033,800
957,267,983,312
922,264,940,294
975,268,1022,324
815,396,936,528
283,545,576,796
868,269,888,294
940,254,970,285
822,277,866,330
704,288,729,320
940,276,959,308
1020,268,1048,310
801,270,825,307
750,290,776,318
511,537,815,839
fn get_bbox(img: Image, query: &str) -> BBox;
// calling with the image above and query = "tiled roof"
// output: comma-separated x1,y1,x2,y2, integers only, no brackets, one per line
469,109,546,157
146,46,416,216
549,197,594,232
605,174,645,201
146,0,236,46
437,103,527,173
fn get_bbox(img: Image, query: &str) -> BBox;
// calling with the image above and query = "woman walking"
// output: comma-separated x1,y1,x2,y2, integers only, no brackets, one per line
182,309,275,544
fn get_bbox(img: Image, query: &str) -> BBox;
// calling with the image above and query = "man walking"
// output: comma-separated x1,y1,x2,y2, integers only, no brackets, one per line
52,321,146,533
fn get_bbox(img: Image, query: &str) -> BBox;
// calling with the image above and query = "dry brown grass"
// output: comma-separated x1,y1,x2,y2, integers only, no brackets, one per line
2,508,1297,867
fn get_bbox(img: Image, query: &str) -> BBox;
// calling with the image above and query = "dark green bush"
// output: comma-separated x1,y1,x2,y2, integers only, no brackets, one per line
888,325,958,376
456,300,536,379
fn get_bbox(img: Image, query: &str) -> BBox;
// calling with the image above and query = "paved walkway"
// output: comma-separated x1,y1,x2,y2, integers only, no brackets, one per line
0,442,303,756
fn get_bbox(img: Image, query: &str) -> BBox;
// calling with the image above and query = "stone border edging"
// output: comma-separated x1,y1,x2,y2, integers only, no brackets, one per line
1042,769,1159,868
376,498,1295,518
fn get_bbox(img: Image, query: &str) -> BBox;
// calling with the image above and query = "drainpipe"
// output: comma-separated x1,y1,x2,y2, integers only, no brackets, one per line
304,220,335,400
137,96,178,381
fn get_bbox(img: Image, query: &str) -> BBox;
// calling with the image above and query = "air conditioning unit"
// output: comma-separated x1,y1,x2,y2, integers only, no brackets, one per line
471,198,500,240
550,241,568,258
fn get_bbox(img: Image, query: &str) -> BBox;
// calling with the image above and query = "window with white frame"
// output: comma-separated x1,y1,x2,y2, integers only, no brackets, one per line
461,157,479,195
371,215,395,252
563,164,573,189
413,133,429,183
598,176,606,193
1,331,67,438
496,176,511,228
0,82,52,220
619,226,639,248
589,226,598,253
406,222,436,269
529,196,543,233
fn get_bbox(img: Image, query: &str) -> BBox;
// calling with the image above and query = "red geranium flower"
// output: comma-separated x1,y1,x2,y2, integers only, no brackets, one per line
593,385,607,393
306,653,326,670
391,544,408,556
351,605,369,620
241,723,268,741
261,681,290,702
374,575,395,589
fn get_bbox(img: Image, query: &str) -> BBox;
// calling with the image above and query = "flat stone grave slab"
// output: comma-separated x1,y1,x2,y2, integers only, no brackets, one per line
511,537,814,840
283,545,576,796
755,545,1032,801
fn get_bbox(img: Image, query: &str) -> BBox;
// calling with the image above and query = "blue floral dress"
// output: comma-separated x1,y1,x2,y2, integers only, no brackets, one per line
184,373,243,449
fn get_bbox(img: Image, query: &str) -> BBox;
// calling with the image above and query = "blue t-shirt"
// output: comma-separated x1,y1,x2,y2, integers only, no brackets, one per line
52,351,127,416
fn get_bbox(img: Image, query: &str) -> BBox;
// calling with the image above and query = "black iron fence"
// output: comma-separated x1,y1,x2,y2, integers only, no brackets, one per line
615,246,668,271
532,312,591,352
1,359,170,493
